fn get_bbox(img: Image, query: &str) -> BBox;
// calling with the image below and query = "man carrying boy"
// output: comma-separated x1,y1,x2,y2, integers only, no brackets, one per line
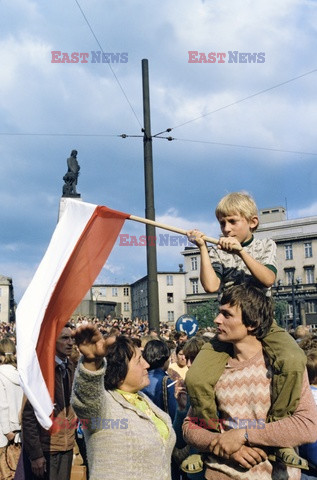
183,284,317,480
185,192,308,469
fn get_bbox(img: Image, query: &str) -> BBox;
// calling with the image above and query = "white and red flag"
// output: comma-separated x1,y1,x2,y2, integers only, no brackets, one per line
16,199,129,429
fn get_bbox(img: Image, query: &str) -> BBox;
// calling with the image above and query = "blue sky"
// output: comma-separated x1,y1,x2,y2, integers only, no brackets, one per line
1,0,317,302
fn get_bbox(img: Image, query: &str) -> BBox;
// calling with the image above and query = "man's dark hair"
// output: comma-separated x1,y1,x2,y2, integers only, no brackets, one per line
104,336,136,390
143,339,170,370
220,284,274,339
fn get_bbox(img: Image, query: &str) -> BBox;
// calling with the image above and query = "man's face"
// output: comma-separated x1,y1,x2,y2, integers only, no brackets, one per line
56,327,74,360
218,214,258,243
214,303,251,344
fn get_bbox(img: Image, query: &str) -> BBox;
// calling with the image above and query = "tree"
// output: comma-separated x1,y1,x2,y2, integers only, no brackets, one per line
274,299,288,328
189,300,218,329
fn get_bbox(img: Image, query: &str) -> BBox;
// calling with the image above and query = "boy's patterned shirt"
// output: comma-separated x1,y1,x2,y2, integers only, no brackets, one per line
209,236,277,294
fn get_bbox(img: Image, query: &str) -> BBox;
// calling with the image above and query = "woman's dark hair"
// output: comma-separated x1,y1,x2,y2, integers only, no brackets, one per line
176,342,186,355
143,339,170,370
104,336,136,390
220,284,274,339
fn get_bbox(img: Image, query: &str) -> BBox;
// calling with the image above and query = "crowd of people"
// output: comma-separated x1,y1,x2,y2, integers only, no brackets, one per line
1,191,317,480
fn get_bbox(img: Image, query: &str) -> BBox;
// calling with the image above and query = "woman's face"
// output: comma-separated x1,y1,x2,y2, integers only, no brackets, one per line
120,347,150,393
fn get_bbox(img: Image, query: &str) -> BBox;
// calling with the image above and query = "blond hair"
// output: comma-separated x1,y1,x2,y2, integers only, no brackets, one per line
0,338,17,367
215,192,259,231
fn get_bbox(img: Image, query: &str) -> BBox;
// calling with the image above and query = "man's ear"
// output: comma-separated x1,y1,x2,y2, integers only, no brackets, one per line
249,216,259,231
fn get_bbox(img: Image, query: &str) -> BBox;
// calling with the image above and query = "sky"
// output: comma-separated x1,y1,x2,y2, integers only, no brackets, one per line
0,0,317,303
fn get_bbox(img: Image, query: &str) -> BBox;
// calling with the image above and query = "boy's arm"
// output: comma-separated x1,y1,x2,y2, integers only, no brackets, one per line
218,236,276,288
238,249,276,287
187,230,220,292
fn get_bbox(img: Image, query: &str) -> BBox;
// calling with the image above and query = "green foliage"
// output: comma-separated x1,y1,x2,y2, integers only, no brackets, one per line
189,299,218,329
274,299,288,328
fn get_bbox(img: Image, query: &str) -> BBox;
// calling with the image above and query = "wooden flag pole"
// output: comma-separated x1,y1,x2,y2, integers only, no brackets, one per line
129,214,219,245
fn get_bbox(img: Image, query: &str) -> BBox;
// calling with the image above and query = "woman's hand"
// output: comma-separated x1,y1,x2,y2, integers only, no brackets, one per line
209,428,246,458
73,324,115,369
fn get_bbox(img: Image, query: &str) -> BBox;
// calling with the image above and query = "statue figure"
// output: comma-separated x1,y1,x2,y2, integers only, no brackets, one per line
62,150,81,197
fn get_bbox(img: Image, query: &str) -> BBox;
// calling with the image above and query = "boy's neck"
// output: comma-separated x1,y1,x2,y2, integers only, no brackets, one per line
241,234,254,247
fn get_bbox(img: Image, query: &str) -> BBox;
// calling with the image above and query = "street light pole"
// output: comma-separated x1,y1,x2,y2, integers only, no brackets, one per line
141,59,160,333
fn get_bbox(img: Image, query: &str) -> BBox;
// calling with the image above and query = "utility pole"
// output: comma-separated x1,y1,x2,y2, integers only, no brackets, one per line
141,59,160,332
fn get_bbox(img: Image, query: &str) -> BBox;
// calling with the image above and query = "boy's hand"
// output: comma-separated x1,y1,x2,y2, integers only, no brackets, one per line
187,229,206,248
218,236,243,253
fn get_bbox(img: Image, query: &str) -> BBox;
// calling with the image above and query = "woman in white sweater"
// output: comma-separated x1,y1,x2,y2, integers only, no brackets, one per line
72,324,176,480
0,338,24,479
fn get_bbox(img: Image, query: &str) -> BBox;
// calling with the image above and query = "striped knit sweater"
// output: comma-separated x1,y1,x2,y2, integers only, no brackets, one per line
183,350,317,480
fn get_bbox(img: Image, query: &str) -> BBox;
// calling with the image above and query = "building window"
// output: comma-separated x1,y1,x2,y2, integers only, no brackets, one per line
191,278,199,294
112,287,118,297
285,269,294,286
166,275,173,286
0,288,2,296
168,311,174,322
305,267,315,284
304,242,313,258
306,301,317,314
191,257,198,271
123,287,129,296
285,244,293,260
99,287,106,296
167,293,174,303
124,302,130,312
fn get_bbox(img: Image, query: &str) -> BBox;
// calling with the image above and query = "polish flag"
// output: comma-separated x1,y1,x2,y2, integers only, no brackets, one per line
16,199,129,429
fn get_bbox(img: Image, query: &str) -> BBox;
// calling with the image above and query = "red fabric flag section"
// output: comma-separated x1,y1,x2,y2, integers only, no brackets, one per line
16,199,129,429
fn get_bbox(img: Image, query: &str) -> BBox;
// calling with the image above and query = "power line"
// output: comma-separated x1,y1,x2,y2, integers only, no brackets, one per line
0,132,119,137
1,131,315,156
74,0,142,128
173,137,317,156
170,68,317,130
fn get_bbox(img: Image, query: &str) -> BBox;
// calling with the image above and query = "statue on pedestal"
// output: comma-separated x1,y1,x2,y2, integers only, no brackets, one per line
62,150,81,197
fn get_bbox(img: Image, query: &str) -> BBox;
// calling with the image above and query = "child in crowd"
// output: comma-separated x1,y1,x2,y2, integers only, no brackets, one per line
186,192,307,469
300,350,317,479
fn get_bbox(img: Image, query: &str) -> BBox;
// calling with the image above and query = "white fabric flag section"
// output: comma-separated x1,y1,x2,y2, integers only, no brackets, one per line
16,199,128,429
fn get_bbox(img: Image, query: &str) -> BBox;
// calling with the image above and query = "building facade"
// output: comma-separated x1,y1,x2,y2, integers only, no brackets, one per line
73,284,131,320
131,270,186,324
0,275,15,323
256,207,317,328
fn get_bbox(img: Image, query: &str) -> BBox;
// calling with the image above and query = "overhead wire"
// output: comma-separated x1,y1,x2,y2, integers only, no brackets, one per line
169,68,317,130
74,0,142,129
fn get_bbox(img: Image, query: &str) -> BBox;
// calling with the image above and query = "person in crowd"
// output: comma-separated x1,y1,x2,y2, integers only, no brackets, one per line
142,339,177,421
22,324,76,480
299,350,317,480
183,284,317,480
169,343,188,381
186,191,307,468
0,338,24,480
71,324,176,480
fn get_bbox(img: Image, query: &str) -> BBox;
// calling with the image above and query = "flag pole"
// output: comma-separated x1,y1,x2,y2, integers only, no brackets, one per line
129,214,219,245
